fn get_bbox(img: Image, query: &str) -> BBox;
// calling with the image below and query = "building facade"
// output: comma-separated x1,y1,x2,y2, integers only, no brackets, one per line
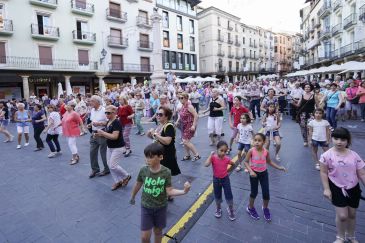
156,0,199,76
0,0,156,99
300,0,365,70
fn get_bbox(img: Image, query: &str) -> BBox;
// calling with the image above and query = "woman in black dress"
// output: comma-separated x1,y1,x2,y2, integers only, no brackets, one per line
147,106,181,176
296,84,315,147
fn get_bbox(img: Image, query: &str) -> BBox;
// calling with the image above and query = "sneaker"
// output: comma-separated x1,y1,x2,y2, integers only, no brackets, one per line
48,152,57,158
246,206,260,220
16,145,21,149
235,164,242,172
275,154,281,161
135,131,141,135
303,142,308,147
315,163,320,171
57,151,62,155
227,207,236,221
262,207,271,222
140,132,145,136
244,168,249,173
24,143,29,147
214,208,222,218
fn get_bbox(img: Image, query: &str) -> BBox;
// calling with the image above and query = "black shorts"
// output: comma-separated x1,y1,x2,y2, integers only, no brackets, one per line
140,206,167,231
329,179,362,208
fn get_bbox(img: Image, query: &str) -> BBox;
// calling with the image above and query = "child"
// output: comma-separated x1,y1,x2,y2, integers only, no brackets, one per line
244,133,286,221
235,113,254,172
320,128,365,243
262,103,282,161
129,143,191,243
205,141,236,221
308,108,330,171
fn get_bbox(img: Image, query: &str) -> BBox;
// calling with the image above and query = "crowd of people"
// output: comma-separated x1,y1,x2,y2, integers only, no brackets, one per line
0,75,365,243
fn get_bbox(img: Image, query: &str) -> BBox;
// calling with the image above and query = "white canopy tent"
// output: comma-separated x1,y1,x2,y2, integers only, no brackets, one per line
57,83,64,98
66,81,73,96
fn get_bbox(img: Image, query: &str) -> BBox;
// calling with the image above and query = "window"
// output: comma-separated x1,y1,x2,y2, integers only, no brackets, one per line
228,33,231,42
177,16,182,31
189,37,195,51
111,54,123,70
184,53,189,70
163,31,169,47
177,34,183,49
138,10,149,25
38,46,53,65
110,28,122,44
190,54,196,71
236,61,239,72
140,33,150,48
274,46,278,53
163,50,170,69
177,53,183,70
76,0,87,9
76,20,88,39
250,50,252,58
78,49,89,65
109,2,121,18
217,17,221,26
162,11,169,28
218,29,221,39
141,57,150,72
228,61,232,72
0,42,6,64
36,14,51,35
170,51,176,69
254,51,256,58
242,48,246,57
189,19,194,34
242,37,245,44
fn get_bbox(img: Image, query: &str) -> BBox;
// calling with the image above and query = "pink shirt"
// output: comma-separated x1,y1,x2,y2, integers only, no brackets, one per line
345,87,358,100
62,111,82,137
250,148,268,172
356,86,365,104
320,148,364,195
211,154,231,178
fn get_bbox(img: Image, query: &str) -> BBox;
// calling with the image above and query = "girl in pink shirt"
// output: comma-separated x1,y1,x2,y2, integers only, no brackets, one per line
320,127,365,243
205,141,236,221
244,133,286,222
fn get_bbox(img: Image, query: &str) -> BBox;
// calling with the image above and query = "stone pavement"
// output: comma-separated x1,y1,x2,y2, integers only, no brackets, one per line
0,117,364,243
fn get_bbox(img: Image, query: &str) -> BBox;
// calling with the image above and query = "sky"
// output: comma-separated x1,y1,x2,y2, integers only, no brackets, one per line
199,0,308,33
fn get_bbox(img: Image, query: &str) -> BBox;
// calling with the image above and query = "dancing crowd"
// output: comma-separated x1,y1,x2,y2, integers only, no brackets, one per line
0,75,365,243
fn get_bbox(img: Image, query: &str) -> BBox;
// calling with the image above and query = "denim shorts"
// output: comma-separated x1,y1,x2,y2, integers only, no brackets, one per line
311,139,329,148
140,206,167,231
0,119,9,127
237,142,251,152
265,130,280,137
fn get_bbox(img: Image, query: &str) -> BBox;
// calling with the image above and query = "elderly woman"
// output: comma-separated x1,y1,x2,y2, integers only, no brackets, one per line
0,101,13,143
203,88,225,146
14,103,31,149
321,83,344,129
61,101,82,165
147,106,181,177
117,96,134,157
95,105,131,191
175,92,200,161
134,92,145,135
43,104,62,158
345,80,359,120
356,81,365,122
31,104,47,151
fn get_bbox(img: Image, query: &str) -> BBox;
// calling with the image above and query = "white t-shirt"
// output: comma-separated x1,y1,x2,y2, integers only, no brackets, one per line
90,106,107,131
308,119,330,141
48,111,62,135
237,123,253,144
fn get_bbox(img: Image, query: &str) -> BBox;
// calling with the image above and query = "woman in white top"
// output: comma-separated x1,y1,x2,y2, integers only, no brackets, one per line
43,104,62,158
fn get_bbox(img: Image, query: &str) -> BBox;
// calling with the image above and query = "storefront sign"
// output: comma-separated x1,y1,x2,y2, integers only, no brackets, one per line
0,87,22,100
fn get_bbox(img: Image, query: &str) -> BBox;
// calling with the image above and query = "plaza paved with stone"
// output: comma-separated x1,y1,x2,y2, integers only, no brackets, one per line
0,117,364,243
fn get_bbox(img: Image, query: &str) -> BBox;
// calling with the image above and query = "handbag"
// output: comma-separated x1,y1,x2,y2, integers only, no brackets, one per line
349,89,360,104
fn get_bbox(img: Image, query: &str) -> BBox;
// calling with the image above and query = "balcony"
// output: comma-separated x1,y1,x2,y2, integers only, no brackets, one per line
107,36,128,48
235,41,241,47
330,49,340,60
228,53,234,58
227,39,233,44
216,66,226,73
333,0,342,11
235,55,241,60
71,0,94,16
136,16,152,29
138,41,153,51
109,63,153,73
29,0,57,9
217,50,225,57
319,27,331,40
0,19,14,36
217,36,224,42
340,43,354,56
343,13,357,29
127,0,138,2
249,43,254,48
0,56,97,71
317,3,331,19
227,25,233,31
31,24,59,41
359,4,365,23
72,30,96,45
314,20,321,28
106,9,127,23
332,23,342,36
254,44,257,48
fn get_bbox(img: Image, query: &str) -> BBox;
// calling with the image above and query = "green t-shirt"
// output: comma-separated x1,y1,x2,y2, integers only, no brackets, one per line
137,165,172,208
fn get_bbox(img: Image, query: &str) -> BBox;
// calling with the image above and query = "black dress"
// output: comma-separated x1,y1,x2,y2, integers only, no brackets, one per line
159,123,181,176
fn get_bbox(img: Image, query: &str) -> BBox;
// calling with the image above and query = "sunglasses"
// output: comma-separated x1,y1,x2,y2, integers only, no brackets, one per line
105,112,113,115
179,97,184,100
156,113,164,117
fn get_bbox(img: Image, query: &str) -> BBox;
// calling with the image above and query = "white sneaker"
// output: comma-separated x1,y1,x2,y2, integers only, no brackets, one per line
275,155,281,161
57,151,62,155
24,143,29,147
48,152,57,158
235,164,242,172
16,145,21,149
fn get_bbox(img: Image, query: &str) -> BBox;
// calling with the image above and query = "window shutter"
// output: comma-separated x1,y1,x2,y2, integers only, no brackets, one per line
0,42,5,64
78,49,89,65
39,46,53,65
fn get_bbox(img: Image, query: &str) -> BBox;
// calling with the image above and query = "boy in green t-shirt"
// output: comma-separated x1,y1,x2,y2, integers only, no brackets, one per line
130,143,191,243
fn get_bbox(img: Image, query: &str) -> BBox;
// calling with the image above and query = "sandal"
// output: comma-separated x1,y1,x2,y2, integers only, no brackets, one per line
347,237,359,243
121,175,132,187
181,155,191,161
333,236,345,243
192,155,201,162
111,180,123,191
70,155,80,165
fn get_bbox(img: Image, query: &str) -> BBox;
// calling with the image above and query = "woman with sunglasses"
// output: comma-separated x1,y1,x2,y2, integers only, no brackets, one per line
95,105,131,191
147,107,181,178
175,93,200,162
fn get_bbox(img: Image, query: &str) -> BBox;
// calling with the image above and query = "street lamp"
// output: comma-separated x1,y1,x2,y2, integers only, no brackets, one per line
100,48,107,65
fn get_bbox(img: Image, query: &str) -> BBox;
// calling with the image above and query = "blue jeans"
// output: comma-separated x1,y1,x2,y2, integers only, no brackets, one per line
213,176,233,205
326,107,337,129
250,99,261,118
135,111,144,133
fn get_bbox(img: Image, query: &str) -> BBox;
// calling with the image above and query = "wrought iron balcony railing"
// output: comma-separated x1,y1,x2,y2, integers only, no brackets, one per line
0,19,14,33
31,24,60,39
109,63,153,73
107,36,128,48
136,16,152,28
106,8,127,22
71,0,94,15
344,13,357,29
